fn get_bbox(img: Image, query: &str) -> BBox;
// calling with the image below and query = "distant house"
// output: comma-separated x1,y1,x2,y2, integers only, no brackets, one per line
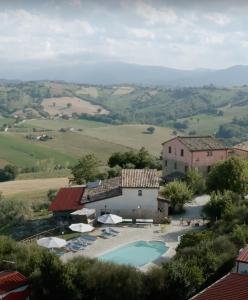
50,169,166,220
162,136,229,180
190,246,248,300
0,271,29,300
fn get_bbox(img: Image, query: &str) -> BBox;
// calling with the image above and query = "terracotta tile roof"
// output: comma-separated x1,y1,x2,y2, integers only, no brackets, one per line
237,246,248,263
233,142,248,152
49,186,85,212
82,177,122,203
164,136,226,151
190,273,248,300
121,169,159,188
0,271,28,294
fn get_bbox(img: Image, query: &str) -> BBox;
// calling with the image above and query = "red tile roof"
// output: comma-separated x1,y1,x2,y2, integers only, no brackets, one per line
190,273,248,300
49,187,85,212
0,271,28,294
237,246,248,263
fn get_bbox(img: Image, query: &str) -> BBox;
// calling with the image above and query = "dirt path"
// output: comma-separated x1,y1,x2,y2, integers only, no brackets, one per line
0,177,69,196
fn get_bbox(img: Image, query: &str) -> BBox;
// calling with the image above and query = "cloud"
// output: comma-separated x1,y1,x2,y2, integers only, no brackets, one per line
205,12,231,26
127,28,155,39
134,0,178,25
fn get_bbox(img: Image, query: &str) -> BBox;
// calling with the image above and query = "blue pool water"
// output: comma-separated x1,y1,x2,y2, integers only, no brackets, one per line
98,240,168,267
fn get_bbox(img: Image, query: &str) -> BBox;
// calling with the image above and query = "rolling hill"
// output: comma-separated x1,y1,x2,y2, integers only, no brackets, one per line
3,62,248,86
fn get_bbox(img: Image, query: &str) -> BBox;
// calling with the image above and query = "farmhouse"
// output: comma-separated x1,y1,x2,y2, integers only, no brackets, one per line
50,169,166,221
162,136,229,180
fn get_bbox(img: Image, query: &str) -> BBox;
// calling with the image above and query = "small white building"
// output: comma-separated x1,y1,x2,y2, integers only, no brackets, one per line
83,169,163,219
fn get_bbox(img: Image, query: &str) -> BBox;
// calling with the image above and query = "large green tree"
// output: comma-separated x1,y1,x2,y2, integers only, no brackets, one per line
70,153,100,184
108,147,160,169
206,157,248,196
185,169,206,195
161,181,192,213
202,191,236,222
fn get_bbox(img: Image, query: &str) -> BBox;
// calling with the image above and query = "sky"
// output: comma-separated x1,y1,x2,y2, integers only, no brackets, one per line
1,0,248,71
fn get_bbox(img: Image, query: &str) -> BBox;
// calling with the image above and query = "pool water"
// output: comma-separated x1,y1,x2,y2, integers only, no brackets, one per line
98,240,168,267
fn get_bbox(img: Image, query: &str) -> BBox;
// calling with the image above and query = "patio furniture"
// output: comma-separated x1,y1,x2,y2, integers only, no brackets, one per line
136,219,153,227
101,227,118,236
122,218,132,223
82,235,97,241
66,241,86,252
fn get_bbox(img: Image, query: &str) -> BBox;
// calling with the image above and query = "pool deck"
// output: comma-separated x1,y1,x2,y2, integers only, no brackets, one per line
60,195,209,271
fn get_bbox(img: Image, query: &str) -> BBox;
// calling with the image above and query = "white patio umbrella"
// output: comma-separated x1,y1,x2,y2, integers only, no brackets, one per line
37,237,67,249
69,223,94,233
97,214,123,224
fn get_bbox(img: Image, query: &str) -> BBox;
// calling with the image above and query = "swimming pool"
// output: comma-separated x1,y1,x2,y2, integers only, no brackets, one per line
98,240,169,267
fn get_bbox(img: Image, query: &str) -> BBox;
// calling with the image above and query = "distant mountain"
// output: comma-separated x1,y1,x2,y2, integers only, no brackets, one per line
2,62,248,87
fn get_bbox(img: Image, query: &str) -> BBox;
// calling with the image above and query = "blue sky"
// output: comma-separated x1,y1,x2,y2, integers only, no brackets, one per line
1,0,248,70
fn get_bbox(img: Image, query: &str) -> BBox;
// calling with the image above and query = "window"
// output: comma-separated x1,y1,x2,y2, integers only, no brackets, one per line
207,166,211,173
207,151,213,157
138,190,142,196
168,146,172,153
185,165,188,173
181,149,184,157
174,162,177,170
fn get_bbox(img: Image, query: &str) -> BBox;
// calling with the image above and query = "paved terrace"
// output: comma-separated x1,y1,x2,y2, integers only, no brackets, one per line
61,195,210,271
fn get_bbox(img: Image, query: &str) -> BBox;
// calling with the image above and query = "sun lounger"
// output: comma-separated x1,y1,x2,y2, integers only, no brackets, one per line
98,232,111,239
135,219,153,227
102,227,118,236
122,219,132,223
76,238,88,247
109,228,120,234
82,235,97,241
67,242,85,252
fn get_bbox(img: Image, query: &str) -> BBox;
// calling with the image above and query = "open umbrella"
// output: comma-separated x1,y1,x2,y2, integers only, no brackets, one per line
69,223,94,233
37,237,67,249
97,214,122,224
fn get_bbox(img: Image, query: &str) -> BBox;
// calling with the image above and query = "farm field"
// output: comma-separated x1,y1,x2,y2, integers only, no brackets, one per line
0,133,75,167
83,124,174,155
0,177,68,196
42,96,109,116
26,119,174,155
179,105,248,135
26,118,107,130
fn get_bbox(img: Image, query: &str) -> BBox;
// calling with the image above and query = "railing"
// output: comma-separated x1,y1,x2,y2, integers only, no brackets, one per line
19,226,60,244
